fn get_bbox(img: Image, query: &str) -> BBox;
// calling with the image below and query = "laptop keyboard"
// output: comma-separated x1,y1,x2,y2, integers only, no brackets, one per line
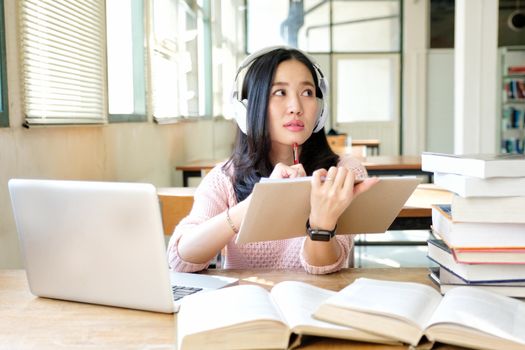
172,285,203,301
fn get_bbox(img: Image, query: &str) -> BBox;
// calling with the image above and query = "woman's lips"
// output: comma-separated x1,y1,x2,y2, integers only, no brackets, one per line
284,120,304,131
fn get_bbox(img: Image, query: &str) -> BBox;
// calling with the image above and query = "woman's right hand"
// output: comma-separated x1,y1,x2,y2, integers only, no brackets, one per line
269,162,306,179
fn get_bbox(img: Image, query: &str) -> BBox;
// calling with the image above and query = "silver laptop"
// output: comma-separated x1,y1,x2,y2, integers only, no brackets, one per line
8,179,237,313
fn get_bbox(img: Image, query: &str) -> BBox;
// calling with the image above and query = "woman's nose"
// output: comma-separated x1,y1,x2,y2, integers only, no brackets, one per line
287,94,303,116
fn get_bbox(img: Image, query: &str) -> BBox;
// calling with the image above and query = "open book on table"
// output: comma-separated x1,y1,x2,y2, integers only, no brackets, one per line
176,281,395,350
313,278,525,350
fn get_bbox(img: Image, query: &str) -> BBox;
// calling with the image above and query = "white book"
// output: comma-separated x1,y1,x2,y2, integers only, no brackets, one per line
432,204,525,248
433,172,525,197
314,277,525,350
422,152,525,178
177,281,393,350
451,194,525,223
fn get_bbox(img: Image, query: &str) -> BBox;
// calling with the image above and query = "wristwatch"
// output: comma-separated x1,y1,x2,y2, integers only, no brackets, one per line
306,219,336,241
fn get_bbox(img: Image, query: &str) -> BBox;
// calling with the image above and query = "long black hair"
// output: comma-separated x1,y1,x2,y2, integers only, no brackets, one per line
224,48,339,202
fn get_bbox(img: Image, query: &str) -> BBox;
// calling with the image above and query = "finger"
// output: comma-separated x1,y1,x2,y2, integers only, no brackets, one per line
289,167,299,178
323,166,338,185
312,169,325,187
353,177,380,197
341,168,355,194
333,166,348,187
290,164,307,178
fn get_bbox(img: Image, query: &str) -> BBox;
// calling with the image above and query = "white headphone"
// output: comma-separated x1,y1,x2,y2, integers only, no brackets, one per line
230,46,329,135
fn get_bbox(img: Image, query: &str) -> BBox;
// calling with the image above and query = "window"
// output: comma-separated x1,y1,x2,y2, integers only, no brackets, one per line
246,0,401,127
247,0,399,53
19,0,106,125
0,0,8,127
106,0,146,122
151,0,210,123
16,0,245,126
334,55,399,122
211,0,244,118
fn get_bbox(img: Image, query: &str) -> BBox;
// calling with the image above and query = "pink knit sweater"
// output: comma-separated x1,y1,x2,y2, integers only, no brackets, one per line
167,156,367,274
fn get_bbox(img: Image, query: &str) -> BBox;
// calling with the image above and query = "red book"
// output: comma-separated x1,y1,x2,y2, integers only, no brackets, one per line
508,66,525,74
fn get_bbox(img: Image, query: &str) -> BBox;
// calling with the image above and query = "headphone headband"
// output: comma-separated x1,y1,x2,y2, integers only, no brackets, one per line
230,46,329,135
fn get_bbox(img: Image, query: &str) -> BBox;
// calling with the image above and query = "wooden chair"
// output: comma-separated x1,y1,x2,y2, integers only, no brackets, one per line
327,134,347,148
157,187,195,236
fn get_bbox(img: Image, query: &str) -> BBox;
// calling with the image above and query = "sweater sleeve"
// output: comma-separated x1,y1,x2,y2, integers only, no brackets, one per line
337,154,368,179
299,234,354,274
167,163,236,272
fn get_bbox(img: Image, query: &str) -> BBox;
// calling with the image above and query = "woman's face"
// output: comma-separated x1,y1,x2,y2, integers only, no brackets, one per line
267,59,319,149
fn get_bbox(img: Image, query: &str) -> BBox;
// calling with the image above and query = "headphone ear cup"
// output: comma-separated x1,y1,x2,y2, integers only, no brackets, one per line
232,99,248,134
313,97,328,133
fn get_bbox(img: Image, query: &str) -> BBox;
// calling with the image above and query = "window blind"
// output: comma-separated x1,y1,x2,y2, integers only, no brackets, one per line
19,0,107,125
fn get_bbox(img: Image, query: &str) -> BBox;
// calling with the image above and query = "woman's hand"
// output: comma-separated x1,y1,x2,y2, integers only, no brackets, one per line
269,162,306,179
309,166,379,230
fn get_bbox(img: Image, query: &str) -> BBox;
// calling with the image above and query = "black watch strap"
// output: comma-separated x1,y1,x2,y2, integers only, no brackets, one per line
306,219,336,241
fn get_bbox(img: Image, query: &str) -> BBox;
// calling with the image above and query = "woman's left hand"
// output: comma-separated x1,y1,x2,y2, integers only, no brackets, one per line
309,166,379,230
269,162,306,179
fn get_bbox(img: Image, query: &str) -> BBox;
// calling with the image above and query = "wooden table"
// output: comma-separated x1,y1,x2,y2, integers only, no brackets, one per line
362,155,432,182
389,183,452,231
175,159,220,187
352,139,380,155
176,155,431,187
0,268,460,349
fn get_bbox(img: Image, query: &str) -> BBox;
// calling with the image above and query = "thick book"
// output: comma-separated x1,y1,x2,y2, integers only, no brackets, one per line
236,176,420,244
428,266,525,298
313,277,525,349
427,239,525,283
433,172,525,197
451,194,525,223
421,152,525,178
431,204,525,248
176,281,393,350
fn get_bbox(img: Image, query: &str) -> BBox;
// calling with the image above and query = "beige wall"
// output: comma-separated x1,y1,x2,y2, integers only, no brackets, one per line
0,0,236,268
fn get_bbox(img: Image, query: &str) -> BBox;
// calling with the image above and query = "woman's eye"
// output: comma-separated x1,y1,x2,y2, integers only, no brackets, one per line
273,89,285,96
302,89,314,97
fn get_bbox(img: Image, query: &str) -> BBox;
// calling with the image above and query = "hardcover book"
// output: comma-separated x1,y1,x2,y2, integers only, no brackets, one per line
428,266,525,298
236,177,420,244
421,152,525,178
450,194,525,223
313,277,525,350
177,281,393,350
431,204,525,248
450,246,525,265
427,239,525,283
433,172,525,197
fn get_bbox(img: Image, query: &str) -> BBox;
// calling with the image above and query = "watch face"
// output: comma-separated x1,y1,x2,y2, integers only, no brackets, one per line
306,219,336,241
309,231,332,241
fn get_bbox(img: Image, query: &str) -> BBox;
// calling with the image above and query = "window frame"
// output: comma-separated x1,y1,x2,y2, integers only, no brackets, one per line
107,0,147,123
0,0,9,127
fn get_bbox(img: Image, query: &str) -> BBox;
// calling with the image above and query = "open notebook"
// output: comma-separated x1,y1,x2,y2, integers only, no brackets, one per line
8,179,237,313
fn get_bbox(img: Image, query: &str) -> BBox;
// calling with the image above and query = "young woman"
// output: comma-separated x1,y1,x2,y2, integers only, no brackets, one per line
168,46,378,274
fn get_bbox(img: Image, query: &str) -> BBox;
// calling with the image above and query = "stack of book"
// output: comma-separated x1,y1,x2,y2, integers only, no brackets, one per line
421,152,525,297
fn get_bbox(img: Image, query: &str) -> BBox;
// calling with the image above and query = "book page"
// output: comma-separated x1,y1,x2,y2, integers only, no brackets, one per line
178,285,285,337
270,281,394,344
322,278,443,329
270,281,342,330
426,286,525,344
